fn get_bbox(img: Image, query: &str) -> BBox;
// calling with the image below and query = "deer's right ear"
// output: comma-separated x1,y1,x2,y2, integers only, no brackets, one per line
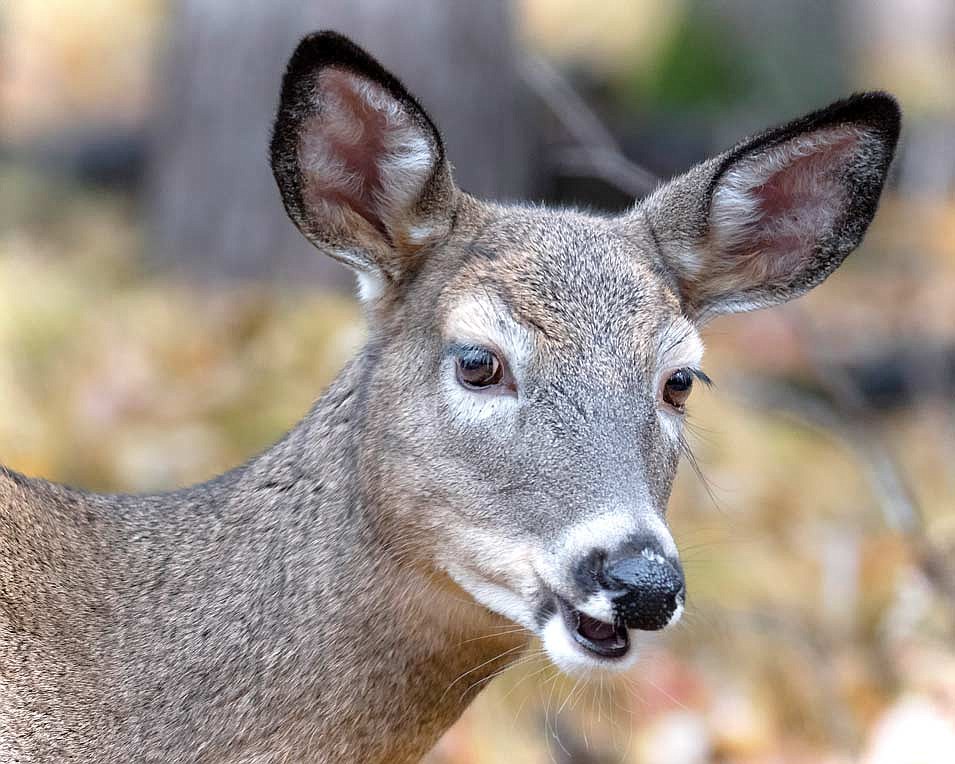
270,31,457,300
637,92,900,322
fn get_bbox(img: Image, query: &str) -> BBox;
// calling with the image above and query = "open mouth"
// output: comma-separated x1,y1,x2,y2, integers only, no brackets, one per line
556,597,629,659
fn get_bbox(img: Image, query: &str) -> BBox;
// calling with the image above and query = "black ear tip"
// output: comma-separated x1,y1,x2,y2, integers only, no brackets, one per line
278,30,424,129
284,30,378,78
839,91,902,145
853,91,901,124
292,30,363,59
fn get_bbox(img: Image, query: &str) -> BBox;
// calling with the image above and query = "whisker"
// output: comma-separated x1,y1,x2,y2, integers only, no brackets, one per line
439,642,527,701
679,430,721,512
457,626,530,645
460,651,544,701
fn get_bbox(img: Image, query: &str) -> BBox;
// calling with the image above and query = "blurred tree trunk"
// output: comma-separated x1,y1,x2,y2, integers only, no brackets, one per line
148,0,535,286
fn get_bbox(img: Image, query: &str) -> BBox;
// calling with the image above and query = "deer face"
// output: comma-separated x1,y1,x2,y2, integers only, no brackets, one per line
389,210,695,672
271,32,899,673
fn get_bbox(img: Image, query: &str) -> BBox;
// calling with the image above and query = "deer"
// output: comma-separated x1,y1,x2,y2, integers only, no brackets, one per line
0,30,900,764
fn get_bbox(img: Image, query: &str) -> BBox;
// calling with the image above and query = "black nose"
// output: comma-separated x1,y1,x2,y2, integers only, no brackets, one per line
598,547,685,631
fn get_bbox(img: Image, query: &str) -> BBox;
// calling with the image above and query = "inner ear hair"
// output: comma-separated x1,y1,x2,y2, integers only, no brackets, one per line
702,125,870,301
640,91,900,321
270,31,456,293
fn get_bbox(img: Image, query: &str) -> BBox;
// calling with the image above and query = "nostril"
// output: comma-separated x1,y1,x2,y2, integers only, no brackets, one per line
602,549,684,632
574,548,609,594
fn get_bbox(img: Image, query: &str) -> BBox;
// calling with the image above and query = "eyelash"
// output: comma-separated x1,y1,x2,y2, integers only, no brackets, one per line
450,343,491,363
685,368,713,387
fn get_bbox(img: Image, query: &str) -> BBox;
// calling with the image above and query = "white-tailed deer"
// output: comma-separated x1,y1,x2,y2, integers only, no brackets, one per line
0,31,899,764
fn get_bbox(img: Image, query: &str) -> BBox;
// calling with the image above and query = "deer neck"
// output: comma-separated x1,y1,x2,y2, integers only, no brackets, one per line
104,352,527,762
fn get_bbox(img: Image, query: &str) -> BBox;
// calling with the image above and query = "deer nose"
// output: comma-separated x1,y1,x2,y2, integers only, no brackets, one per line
596,545,685,631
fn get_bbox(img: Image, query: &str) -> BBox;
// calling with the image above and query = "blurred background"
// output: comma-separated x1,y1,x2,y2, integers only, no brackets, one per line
2,1,955,761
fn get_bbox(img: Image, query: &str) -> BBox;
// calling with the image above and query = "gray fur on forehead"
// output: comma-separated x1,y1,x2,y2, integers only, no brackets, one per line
434,204,683,344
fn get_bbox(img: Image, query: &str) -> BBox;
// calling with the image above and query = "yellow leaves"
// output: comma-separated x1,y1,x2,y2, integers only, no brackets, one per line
2,0,162,139
519,0,683,73
0,231,362,491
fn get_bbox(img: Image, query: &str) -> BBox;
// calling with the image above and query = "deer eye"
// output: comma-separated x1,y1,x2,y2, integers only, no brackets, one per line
455,346,504,390
661,369,694,412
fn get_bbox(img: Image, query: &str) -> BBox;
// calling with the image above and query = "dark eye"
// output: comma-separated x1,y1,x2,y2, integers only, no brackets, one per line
455,347,504,389
662,369,694,411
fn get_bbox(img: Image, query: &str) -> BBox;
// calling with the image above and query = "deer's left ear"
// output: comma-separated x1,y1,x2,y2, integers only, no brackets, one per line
637,92,900,321
270,31,457,300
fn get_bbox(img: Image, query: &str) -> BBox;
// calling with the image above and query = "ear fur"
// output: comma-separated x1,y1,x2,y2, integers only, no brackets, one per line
270,31,456,296
639,92,901,321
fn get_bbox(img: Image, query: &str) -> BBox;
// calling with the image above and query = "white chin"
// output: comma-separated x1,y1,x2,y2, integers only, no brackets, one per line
540,612,640,676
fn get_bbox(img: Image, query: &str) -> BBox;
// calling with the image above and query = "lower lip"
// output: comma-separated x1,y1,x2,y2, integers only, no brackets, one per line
556,597,630,660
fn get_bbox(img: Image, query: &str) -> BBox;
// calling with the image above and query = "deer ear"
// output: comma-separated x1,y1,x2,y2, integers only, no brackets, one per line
639,92,900,321
270,31,456,300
